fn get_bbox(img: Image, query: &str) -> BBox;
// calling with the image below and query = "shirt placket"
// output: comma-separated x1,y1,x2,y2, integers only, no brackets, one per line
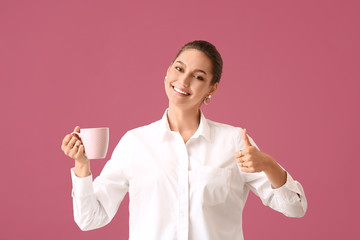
177,135,189,240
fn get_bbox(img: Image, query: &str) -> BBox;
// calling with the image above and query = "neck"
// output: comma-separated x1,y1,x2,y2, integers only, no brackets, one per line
166,103,201,135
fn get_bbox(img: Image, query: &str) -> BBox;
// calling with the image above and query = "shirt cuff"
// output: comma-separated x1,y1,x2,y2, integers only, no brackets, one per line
273,171,302,203
70,168,94,197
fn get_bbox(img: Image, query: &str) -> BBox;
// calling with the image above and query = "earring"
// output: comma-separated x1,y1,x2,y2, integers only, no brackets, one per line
204,95,212,105
165,76,167,79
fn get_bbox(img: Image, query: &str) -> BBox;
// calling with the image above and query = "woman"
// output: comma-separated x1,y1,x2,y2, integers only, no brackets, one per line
61,40,307,240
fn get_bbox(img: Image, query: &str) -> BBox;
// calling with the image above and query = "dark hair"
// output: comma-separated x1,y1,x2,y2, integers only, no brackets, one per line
172,40,223,85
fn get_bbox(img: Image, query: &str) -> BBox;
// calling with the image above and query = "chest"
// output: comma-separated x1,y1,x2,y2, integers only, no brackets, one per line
127,134,239,189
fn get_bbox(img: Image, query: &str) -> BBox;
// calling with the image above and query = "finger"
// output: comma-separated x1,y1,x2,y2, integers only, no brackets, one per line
241,159,253,168
234,150,242,158
73,126,80,133
78,144,85,154
62,134,72,149
240,166,253,173
67,137,78,149
71,126,82,141
236,156,246,164
234,148,250,158
63,134,72,143
73,141,82,154
243,128,252,147
238,160,248,168
64,137,76,155
68,146,78,158
74,140,82,148
75,144,86,158
69,140,81,158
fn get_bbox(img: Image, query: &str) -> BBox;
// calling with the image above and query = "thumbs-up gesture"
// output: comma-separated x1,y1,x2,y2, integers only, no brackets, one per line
234,129,273,173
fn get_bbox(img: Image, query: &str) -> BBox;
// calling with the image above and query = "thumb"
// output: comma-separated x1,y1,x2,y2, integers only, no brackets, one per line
242,128,252,147
73,126,80,133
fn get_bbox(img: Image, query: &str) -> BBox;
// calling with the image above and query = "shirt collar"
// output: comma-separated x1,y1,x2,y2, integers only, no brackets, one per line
159,108,211,143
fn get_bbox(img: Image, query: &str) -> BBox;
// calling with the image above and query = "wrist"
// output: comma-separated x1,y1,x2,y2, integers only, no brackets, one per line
263,156,287,188
74,160,91,178
264,155,277,173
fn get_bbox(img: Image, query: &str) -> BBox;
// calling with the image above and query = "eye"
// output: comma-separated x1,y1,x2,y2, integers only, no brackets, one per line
194,75,204,80
175,66,183,72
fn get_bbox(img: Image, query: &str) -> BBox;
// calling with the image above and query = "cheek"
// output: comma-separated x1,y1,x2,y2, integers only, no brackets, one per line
164,79,172,96
194,84,210,97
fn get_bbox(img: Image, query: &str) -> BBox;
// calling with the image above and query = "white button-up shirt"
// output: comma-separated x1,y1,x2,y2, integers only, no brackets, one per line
71,109,307,240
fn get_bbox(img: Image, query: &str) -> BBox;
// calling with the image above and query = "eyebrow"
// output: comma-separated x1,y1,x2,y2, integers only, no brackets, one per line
176,61,208,75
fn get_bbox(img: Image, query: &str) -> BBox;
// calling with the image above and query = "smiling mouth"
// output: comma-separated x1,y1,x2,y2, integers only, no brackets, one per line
172,86,190,96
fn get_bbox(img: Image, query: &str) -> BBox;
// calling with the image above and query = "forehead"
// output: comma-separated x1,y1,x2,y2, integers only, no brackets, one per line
175,49,212,73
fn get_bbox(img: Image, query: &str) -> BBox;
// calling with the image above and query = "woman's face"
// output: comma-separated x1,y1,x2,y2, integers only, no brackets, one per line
165,49,218,110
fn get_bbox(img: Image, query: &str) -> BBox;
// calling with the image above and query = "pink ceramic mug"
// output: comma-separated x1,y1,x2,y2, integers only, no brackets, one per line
71,127,109,159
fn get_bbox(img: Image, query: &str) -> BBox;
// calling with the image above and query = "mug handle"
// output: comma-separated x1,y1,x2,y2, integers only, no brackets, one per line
71,131,81,138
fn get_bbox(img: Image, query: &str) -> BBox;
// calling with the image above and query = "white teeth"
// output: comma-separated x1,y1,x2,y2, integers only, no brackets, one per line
173,87,189,95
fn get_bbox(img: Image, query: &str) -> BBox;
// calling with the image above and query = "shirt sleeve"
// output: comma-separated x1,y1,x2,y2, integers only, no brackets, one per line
236,128,307,217
70,131,132,230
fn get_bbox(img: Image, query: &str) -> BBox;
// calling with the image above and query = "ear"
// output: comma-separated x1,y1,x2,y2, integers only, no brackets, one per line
164,65,171,82
209,82,219,96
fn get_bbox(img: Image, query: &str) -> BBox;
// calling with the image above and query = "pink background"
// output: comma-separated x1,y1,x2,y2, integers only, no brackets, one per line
1,0,359,239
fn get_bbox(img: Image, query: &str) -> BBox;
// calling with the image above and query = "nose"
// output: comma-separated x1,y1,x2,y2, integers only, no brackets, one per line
178,74,191,87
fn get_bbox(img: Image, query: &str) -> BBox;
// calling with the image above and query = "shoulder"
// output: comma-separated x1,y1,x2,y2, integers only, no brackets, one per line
113,120,160,151
125,119,162,138
205,118,243,144
206,118,258,148
207,119,243,135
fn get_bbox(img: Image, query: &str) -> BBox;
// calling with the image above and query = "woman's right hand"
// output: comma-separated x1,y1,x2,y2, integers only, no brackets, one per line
61,126,91,177
61,126,88,162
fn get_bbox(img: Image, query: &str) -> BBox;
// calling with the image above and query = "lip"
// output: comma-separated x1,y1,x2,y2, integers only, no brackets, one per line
172,85,191,96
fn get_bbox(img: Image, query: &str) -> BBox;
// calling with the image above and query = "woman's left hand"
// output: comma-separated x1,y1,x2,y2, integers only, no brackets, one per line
235,129,287,188
234,129,275,173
